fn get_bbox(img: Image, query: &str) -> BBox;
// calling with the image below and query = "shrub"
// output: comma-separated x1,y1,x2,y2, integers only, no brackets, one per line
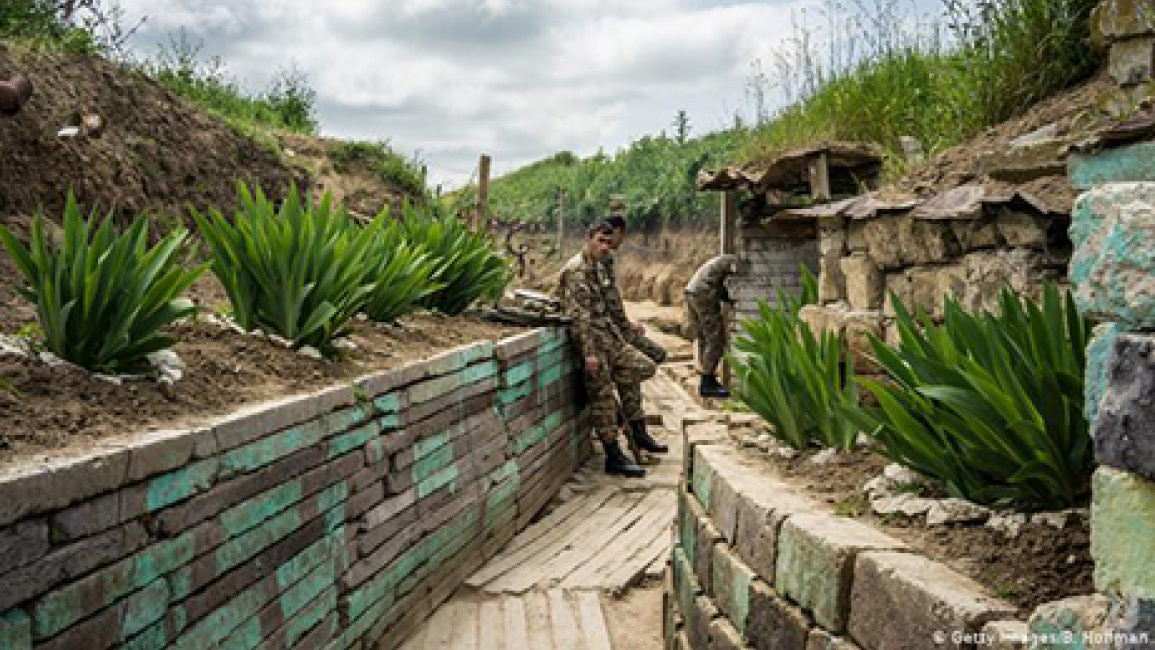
330,141,426,199
846,285,1092,509
401,205,511,315
0,194,205,373
732,268,860,450
362,220,441,323
193,184,381,353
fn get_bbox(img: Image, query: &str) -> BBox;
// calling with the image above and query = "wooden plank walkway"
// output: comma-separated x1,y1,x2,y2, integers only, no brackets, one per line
398,374,697,649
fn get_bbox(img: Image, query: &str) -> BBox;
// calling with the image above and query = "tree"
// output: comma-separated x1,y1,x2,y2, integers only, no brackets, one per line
672,110,691,145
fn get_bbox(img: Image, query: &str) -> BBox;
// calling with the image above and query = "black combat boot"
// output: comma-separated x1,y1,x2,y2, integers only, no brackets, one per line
629,419,669,454
699,373,730,398
604,439,646,478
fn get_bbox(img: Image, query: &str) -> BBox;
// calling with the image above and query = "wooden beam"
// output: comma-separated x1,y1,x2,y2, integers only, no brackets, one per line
808,152,831,202
476,154,492,231
720,191,737,390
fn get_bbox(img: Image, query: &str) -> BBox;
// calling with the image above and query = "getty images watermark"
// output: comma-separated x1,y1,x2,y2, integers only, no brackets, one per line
932,629,1152,646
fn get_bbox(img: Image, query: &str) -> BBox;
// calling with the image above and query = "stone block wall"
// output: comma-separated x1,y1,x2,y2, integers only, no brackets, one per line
665,442,1022,650
0,328,590,650
730,220,820,335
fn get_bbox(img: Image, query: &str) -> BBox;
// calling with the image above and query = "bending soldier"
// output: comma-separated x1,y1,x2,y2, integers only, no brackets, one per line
684,254,738,398
602,215,668,454
557,222,656,477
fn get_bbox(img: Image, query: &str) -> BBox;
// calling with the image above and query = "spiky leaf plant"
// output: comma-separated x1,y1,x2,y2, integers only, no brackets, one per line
0,194,205,373
401,205,511,315
192,183,381,353
362,219,441,323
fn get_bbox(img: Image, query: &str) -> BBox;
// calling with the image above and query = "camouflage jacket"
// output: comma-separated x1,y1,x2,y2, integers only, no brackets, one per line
557,250,621,359
600,255,632,334
685,254,738,302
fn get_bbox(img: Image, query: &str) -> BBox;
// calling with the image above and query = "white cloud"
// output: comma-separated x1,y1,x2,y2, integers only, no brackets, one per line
113,0,936,188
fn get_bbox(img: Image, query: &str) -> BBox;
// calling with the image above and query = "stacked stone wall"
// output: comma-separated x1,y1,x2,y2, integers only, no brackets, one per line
0,327,590,650
730,221,820,334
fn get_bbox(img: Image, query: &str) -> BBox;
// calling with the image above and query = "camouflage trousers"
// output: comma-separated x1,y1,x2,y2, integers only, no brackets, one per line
685,290,726,376
617,332,667,422
583,333,657,442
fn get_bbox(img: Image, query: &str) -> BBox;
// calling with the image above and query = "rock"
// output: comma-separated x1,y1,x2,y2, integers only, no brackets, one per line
986,512,1028,538
0,335,31,359
1010,123,1059,149
147,349,184,385
994,209,1051,249
872,494,934,517
951,217,1002,252
1093,333,1155,480
333,338,358,351
1094,0,1155,42
981,138,1068,183
799,304,847,338
843,312,884,375
980,620,1031,649
1029,511,1073,530
883,463,925,485
1071,183,1155,328
1111,36,1155,85
887,265,966,319
847,214,960,270
1091,467,1155,601
925,498,992,526
840,254,884,311
268,333,294,348
1029,594,1113,645
298,346,323,359
1085,323,1124,426
819,252,847,304
1109,596,1155,650
809,449,838,466
960,249,1052,314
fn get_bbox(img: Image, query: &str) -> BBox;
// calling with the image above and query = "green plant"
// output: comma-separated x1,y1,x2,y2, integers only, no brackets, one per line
846,284,1092,510
192,183,382,353
362,219,441,322
732,268,860,451
0,194,205,373
401,205,511,315
330,141,427,199
833,494,868,518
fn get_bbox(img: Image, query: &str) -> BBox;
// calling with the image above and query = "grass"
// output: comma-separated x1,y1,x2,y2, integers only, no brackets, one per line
833,494,869,518
741,0,1101,180
330,141,427,199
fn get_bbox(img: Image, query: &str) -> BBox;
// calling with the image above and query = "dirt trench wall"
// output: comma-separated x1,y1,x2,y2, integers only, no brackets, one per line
0,328,591,650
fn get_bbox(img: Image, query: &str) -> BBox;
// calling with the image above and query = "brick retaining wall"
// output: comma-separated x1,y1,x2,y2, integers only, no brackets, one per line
665,438,1023,650
0,327,591,650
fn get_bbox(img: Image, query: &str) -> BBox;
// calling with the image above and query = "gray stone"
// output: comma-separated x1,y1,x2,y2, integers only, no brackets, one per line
807,629,862,650
820,252,848,304
711,543,755,635
1109,596,1155,650
1029,594,1113,646
950,218,1001,252
748,580,810,650
1111,36,1155,85
848,551,1017,650
1094,333,1155,480
775,513,907,633
708,616,745,650
884,266,966,320
0,445,131,528
925,498,992,526
1094,0,1155,41
1070,183,1155,327
995,210,1050,249
848,214,960,270
841,255,884,312
980,620,1030,649
1086,323,1125,426
0,519,49,575
871,494,934,518
986,512,1028,539
961,249,1052,314
800,304,848,338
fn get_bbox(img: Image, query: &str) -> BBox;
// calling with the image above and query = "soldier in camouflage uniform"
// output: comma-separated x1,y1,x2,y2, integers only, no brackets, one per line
685,254,739,398
602,215,668,454
557,222,653,477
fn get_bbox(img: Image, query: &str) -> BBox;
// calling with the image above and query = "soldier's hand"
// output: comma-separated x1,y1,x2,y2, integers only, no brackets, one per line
585,355,599,374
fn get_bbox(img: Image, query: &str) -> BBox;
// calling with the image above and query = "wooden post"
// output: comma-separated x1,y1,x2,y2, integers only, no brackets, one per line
557,188,566,261
475,154,491,232
720,190,738,390
808,152,831,202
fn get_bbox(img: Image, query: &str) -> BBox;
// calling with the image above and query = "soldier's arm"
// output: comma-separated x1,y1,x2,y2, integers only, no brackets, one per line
563,269,600,362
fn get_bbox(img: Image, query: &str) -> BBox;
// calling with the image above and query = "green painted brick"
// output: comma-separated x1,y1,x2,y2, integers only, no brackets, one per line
486,460,518,487
503,362,534,386
413,445,457,486
275,535,337,595
135,531,198,587
409,374,461,404
712,545,753,636
486,475,520,513
221,480,304,538
377,412,401,431
498,381,533,406
1070,142,1155,189
323,405,370,435
34,555,135,638
224,616,264,650
692,456,713,510
122,620,167,650
146,458,219,512
172,581,267,650
0,609,30,650
121,579,170,639
220,419,327,478
328,423,380,459
537,365,563,391
372,393,401,414
365,438,387,465
416,465,459,499
414,431,450,461
463,360,499,383
284,585,337,648
279,555,337,622
216,506,304,576
1092,467,1155,600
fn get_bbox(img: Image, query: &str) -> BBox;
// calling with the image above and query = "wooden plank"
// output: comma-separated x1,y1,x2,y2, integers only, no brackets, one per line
494,492,644,593
478,599,505,650
449,599,480,650
422,599,460,649
559,490,672,590
466,487,617,588
398,618,427,650
525,591,554,650
503,596,530,650
548,589,584,650
576,592,614,650
526,492,650,590
605,513,677,592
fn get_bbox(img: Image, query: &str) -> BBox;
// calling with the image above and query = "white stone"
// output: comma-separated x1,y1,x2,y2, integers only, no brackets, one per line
1029,511,1072,530
298,346,324,359
147,349,185,385
986,512,1028,538
333,338,358,351
0,335,31,359
883,463,925,485
926,498,992,526
872,494,935,517
1010,123,1059,149
809,449,839,465
268,334,294,348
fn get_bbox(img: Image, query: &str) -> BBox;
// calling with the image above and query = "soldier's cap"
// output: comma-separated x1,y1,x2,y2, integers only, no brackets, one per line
586,220,616,236
605,215,626,231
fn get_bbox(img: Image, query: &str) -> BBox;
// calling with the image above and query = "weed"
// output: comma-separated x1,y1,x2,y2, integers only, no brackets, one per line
833,494,868,518
993,580,1019,601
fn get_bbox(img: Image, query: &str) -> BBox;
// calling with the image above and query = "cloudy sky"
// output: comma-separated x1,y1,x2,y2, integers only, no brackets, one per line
112,0,943,189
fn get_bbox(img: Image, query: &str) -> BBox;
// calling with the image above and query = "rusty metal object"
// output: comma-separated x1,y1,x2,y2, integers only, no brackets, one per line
0,75,33,116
